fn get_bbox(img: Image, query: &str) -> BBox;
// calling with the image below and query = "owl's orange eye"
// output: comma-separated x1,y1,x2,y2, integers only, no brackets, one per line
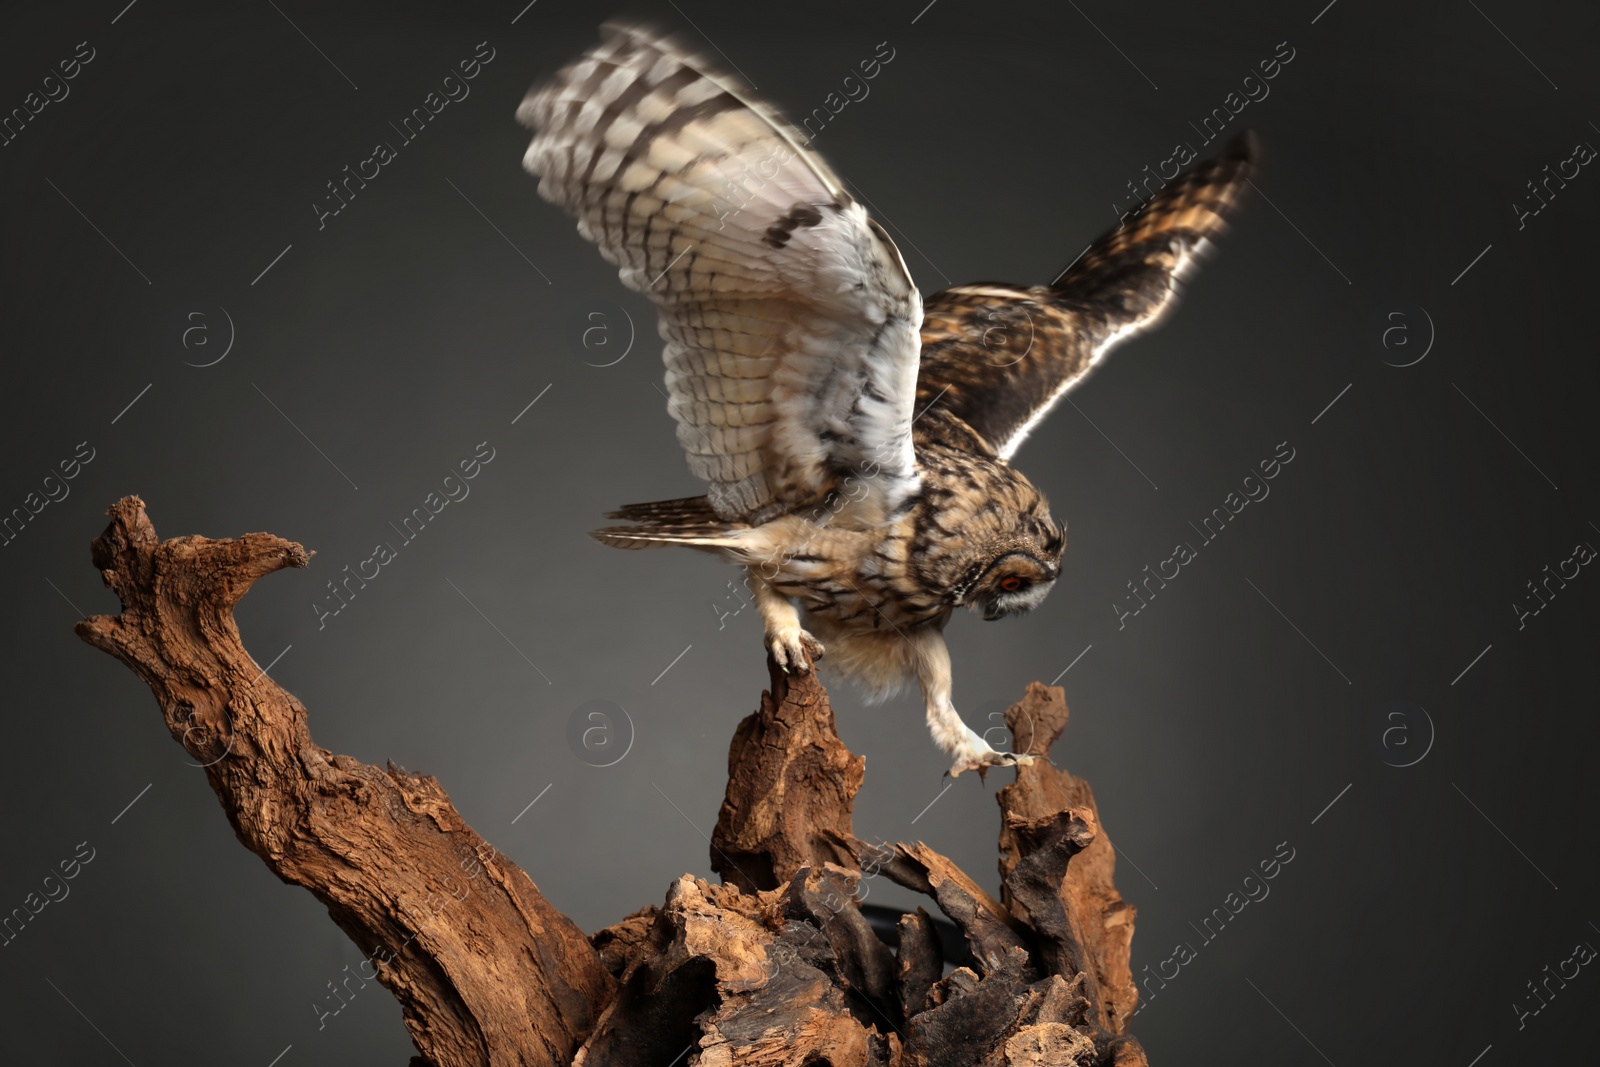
1000,576,1024,592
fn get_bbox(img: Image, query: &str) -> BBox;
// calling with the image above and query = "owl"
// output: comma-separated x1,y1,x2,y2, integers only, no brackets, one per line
518,24,1255,776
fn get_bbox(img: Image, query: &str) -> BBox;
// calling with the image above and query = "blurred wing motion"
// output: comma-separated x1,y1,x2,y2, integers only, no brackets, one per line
518,23,923,522
915,131,1257,461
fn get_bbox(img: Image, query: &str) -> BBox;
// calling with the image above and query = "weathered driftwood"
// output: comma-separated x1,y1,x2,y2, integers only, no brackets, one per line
76,496,611,1067
78,497,1146,1066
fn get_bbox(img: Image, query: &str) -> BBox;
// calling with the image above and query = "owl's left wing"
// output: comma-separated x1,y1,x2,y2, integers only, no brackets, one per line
518,23,922,523
915,132,1257,461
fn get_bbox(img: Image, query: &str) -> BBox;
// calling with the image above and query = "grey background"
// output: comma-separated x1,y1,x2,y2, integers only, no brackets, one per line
2,0,1596,1063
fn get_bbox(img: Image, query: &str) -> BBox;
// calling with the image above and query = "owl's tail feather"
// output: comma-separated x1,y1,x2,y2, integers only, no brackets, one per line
604,495,721,524
591,524,744,550
592,495,746,550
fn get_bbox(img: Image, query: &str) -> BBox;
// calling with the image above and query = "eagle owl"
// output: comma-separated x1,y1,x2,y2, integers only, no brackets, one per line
518,24,1254,776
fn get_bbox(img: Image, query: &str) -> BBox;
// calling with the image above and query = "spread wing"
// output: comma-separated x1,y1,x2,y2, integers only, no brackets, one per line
518,23,923,522
915,132,1257,461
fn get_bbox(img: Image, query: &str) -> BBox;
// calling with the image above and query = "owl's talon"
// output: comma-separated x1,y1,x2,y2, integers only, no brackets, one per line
768,628,825,674
947,750,1035,779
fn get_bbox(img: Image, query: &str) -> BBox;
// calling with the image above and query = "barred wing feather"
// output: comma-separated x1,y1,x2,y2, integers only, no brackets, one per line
518,23,922,522
914,132,1257,462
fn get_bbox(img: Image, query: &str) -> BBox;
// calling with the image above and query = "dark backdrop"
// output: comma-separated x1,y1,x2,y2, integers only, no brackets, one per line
2,0,1596,1063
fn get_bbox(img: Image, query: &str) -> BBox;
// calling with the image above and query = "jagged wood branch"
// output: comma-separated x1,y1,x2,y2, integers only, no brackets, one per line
78,497,1147,1067
587,660,1149,1066
75,496,612,1067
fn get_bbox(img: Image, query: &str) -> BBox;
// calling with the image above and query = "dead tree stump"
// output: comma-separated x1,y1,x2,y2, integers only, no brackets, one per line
77,497,1146,1066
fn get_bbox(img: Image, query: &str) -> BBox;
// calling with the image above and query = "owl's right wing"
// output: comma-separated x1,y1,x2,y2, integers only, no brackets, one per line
519,23,923,523
915,132,1257,462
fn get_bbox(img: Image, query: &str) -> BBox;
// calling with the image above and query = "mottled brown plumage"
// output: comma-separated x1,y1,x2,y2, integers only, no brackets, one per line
521,24,1255,775
915,131,1257,462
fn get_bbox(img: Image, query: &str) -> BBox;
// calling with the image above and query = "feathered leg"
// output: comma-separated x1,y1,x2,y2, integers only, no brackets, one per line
750,569,825,673
908,627,1034,778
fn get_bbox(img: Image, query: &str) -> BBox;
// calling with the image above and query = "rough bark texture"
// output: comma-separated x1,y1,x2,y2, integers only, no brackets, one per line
76,497,612,1067
995,685,1140,1038
78,498,1146,1067
710,656,866,892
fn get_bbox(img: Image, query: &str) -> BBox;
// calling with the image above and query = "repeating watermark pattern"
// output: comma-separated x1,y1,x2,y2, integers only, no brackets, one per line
1375,699,1435,769
1450,242,1494,286
974,303,1036,368
1369,303,1434,367
710,141,797,233
568,302,636,367
1309,782,1351,825
253,382,359,488
566,700,635,768
1063,1,1157,91
1451,643,1494,686
168,645,288,770
251,243,294,286
705,40,895,233
1132,840,1296,1017
510,383,552,424
1049,643,1093,685
1245,574,1351,685
1452,781,1558,890
651,644,693,686
313,441,497,629
1309,383,1350,425
312,960,376,1030
447,574,551,683
313,42,497,230
511,783,552,824
1466,0,1557,91
179,306,236,367
794,41,896,143
1513,538,1594,630
8,7,1596,1062
1112,40,1296,231
1114,441,1296,629
0,441,96,549
1182,40,1295,147
0,841,96,949
712,577,754,631
1451,382,1558,491
745,839,894,990
177,701,238,768
311,841,498,1030
446,176,551,282
971,697,1037,762
1513,932,1595,1031
267,0,357,90
1,40,97,148
1512,133,1594,230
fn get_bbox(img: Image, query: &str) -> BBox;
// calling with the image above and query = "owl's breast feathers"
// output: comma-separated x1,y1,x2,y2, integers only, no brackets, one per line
735,415,1051,630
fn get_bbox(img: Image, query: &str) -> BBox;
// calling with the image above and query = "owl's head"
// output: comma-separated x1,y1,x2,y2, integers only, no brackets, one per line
960,517,1065,621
